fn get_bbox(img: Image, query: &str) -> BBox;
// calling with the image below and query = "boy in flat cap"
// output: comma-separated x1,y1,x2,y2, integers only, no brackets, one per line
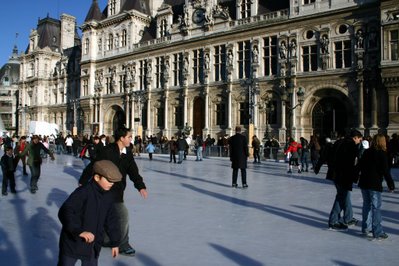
58,160,122,266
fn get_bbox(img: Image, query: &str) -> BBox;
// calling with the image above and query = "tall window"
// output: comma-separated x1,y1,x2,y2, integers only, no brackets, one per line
240,0,251,19
83,79,89,96
238,40,251,79
155,57,164,88
160,19,168,37
157,107,165,127
173,53,183,86
239,102,249,125
139,60,147,90
175,106,183,127
107,34,114,50
216,103,226,126
214,45,226,82
391,30,399,61
121,29,127,47
193,49,204,84
106,77,112,94
334,40,352,69
84,38,89,55
263,36,278,76
109,0,116,15
302,45,318,72
119,74,126,93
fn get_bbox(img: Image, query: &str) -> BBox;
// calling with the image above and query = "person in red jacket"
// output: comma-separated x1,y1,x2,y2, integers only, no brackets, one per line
285,137,303,174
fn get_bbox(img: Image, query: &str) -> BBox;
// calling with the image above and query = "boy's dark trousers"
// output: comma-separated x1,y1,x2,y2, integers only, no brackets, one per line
2,172,16,194
58,252,97,266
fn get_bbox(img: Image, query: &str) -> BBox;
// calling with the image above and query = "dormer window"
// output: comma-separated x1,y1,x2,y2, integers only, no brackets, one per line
121,29,127,47
107,34,114,50
240,0,251,19
160,19,168,37
84,38,89,55
109,0,117,16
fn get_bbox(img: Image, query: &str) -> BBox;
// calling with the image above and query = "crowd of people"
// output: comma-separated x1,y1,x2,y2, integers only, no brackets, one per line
0,127,397,264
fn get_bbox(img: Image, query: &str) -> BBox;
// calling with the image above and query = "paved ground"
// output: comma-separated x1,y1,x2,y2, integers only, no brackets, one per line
0,153,398,266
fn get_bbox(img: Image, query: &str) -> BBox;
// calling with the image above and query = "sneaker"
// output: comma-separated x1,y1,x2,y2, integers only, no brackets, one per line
344,218,359,227
243,184,248,189
120,245,136,256
298,169,301,173
287,170,292,174
2,192,8,196
362,230,373,238
376,233,388,241
232,184,238,188
328,223,348,231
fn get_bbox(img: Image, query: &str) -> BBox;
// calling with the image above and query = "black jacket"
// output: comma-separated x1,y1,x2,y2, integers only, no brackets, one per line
79,143,146,202
58,181,120,260
229,133,248,169
333,137,360,191
358,148,395,192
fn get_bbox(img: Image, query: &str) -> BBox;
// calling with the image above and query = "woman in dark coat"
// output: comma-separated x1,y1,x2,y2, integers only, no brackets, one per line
228,126,249,188
358,134,395,240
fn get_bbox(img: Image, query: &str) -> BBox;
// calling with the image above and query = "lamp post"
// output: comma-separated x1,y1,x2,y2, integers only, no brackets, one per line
283,86,305,138
263,94,275,141
132,90,147,137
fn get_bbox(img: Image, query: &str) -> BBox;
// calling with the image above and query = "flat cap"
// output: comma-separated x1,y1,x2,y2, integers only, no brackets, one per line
93,160,122,183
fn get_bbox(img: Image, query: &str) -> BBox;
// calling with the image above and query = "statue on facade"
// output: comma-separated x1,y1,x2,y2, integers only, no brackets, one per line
204,53,210,70
183,122,192,136
356,29,364,49
279,41,287,59
252,46,259,63
289,40,297,58
183,56,189,74
227,50,234,67
320,35,329,54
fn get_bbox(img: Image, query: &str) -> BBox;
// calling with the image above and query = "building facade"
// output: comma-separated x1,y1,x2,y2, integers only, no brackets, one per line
18,14,81,136
16,0,399,143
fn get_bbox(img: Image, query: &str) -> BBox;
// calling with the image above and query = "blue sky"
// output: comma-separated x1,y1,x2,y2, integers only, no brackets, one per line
0,0,108,65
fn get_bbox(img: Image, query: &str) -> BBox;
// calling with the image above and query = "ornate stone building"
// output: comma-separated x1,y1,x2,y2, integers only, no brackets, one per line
16,0,399,143
18,14,81,136
0,45,20,135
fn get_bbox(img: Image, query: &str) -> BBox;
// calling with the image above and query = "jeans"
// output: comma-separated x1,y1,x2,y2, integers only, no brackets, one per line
196,147,203,161
329,183,353,225
56,144,64,154
169,150,176,163
178,150,184,163
29,164,41,191
103,202,130,250
301,151,309,170
361,189,383,237
232,168,247,186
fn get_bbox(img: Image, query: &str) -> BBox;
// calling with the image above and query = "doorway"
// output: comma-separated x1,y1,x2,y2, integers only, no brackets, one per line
193,97,205,137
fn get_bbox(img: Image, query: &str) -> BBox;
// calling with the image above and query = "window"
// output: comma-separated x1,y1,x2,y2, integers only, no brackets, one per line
29,63,34,77
155,57,164,88
334,40,351,69
302,45,318,72
263,36,278,76
106,77,112,94
98,38,102,52
193,49,204,84
157,107,165,127
109,0,116,16
160,19,167,37
119,74,126,93
121,29,127,47
303,0,315,4
391,30,399,61
240,0,251,19
175,106,183,127
239,102,249,125
173,53,183,86
83,80,89,96
139,60,148,90
214,45,226,82
107,34,114,50
84,38,89,55
216,103,226,126
238,41,251,79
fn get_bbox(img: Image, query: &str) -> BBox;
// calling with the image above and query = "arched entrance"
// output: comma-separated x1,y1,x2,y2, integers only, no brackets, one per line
104,105,126,135
112,107,126,132
312,97,347,139
193,97,205,137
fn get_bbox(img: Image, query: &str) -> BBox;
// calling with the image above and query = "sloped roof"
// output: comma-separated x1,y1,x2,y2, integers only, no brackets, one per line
258,0,290,14
84,0,106,22
36,16,61,52
121,0,151,16
140,18,157,42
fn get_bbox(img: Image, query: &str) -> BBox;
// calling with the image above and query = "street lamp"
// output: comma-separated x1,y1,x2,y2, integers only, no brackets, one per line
283,86,305,138
263,93,275,141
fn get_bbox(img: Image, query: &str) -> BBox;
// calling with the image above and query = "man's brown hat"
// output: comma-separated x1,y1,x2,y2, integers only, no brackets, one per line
93,160,122,183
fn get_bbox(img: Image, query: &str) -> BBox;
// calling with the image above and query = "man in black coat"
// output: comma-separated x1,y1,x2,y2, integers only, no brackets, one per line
328,130,362,230
228,126,249,188
79,127,148,256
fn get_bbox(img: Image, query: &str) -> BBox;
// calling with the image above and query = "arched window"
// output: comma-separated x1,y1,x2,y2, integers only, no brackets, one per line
160,19,167,37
